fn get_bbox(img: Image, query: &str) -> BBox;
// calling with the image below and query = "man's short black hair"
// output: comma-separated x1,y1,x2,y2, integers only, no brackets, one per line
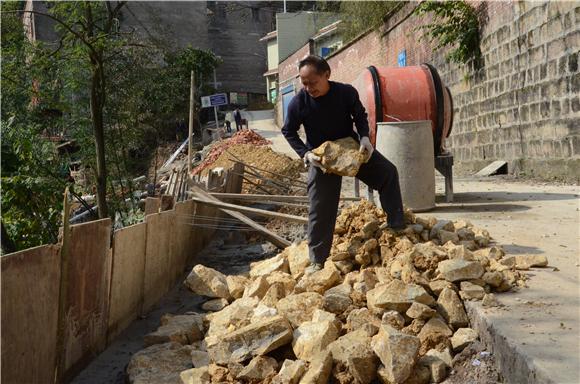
298,55,331,75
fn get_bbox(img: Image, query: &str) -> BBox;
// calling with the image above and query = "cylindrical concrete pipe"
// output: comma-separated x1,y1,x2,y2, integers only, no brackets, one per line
375,121,435,212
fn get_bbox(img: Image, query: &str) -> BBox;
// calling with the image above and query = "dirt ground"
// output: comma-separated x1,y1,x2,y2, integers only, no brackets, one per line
442,340,503,384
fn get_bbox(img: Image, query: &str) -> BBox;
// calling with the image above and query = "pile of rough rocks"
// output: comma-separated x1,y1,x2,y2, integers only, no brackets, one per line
127,201,548,384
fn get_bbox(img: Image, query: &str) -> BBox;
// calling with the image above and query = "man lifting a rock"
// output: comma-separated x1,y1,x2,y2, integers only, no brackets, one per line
282,55,405,273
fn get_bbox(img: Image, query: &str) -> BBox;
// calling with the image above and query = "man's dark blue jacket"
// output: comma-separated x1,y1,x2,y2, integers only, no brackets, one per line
281,81,370,158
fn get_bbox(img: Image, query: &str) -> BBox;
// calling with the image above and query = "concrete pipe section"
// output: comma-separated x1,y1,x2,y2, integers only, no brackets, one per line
375,121,435,212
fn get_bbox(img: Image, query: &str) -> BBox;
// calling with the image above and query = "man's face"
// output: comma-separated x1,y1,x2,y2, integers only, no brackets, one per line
299,64,330,98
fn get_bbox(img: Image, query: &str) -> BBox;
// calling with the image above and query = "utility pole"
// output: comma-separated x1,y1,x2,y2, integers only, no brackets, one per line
212,68,219,133
188,70,195,175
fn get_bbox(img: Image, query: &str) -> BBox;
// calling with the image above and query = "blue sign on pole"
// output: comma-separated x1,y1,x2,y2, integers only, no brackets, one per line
209,93,228,106
398,50,407,67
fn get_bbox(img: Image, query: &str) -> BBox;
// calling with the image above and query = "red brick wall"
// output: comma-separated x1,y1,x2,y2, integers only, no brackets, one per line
278,42,312,84
276,0,580,180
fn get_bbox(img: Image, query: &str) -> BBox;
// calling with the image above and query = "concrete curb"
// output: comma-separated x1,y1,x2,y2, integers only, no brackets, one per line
465,301,555,384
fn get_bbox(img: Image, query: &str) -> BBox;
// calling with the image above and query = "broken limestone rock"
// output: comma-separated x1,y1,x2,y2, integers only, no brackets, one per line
474,246,505,261
381,310,406,330
250,253,290,277
184,264,231,299
298,350,333,384
144,314,204,346
328,329,378,384
402,319,426,336
371,324,421,383
459,281,485,300
207,315,293,365
451,328,478,351
226,275,249,299
377,363,431,384
439,230,459,244
426,348,453,367
312,309,342,334
273,359,307,384
418,353,448,383
482,293,500,307
428,280,457,296
437,259,484,282
127,342,194,384
191,350,210,368
292,320,339,362
261,283,286,308
311,137,367,177
180,367,210,384
482,271,503,288
346,307,382,334
295,264,340,294
367,279,435,314
251,303,278,323
267,271,297,295
437,288,469,330
205,296,259,343
208,364,232,382
243,275,271,299
406,302,437,320
276,292,324,328
237,356,279,381
286,241,311,278
447,244,474,260
201,298,229,312
514,254,548,269
323,284,353,314
417,317,453,355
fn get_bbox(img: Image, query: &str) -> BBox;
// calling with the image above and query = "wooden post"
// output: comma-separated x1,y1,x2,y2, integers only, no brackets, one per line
188,70,195,175
54,187,71,383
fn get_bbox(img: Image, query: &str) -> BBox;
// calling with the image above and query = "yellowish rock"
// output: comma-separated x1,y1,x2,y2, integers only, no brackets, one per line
184,264,231,299
311,137,368,177
250,253,290,278
276,292,324,328
298,350,333,384
292,320,339,362
144,314,204,346
226,275,249,299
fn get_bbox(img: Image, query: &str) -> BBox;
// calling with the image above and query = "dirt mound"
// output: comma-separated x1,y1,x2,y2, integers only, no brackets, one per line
192,130,272,175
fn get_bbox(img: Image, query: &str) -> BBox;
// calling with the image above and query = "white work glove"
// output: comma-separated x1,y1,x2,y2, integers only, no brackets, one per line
303,151,324,170
359,136,374,161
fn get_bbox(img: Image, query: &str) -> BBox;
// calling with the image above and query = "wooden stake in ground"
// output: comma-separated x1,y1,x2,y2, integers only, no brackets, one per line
54,187,71,383
188,70,195,175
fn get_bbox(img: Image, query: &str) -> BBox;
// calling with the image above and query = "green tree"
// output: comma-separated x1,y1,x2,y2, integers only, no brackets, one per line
414,1,482,66
317,1,403,42
1,1,69,251
1,1,223,250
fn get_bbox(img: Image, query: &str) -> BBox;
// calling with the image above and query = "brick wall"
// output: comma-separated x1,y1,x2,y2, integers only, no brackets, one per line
277,1,579,181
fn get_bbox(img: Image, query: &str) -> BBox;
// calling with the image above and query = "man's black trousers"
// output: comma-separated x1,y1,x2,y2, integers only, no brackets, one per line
307,150,404,264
